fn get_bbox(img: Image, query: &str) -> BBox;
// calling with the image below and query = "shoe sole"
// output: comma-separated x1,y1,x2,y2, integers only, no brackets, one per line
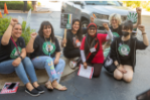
39,91,45,94
25,90,40,97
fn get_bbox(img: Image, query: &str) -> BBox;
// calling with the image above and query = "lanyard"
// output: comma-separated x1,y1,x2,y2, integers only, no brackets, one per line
45,38,52,56
86,42,98,60
10,37,20,55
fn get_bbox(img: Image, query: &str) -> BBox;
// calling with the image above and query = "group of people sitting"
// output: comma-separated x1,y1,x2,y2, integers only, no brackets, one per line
0,7,149,96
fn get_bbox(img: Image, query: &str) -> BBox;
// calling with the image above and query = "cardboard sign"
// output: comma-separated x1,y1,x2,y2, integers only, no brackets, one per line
78,64,94,79
18,16,23,25
60,13,72,29
25,9,32,30
0,82,19,94
127,11,138,24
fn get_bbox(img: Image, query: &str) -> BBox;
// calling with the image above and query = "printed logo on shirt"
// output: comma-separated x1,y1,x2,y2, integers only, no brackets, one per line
118,44,130,56
73,37,81,47
42,41,56,55
10,47,22,59
112,32,120,38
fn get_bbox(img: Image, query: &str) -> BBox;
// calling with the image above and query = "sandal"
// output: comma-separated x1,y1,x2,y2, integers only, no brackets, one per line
45,82,53,91
52,83,67,91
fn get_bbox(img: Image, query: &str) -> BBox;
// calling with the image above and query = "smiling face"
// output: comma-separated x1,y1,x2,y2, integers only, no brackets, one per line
88,26,97,36
111,17,119,29
72,21,80,32
12,24,22,38
43,25,51,38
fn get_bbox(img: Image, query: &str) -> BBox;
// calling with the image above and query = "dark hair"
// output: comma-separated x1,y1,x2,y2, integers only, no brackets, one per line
38,21,55,42
70,19,82,41
122,20,133,31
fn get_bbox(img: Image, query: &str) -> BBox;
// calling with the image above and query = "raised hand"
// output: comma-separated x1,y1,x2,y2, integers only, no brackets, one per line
31,32,37,40
103,23,109,30
10,18,18,27
90,16,95,23
138,25,145,33
62,38,67,44
136,7,142,15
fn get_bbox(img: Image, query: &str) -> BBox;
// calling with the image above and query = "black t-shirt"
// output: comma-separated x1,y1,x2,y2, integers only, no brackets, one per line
63,30,81,56
0,36,26,62
118,39,132,65
30,35,60,59
110,25,122,37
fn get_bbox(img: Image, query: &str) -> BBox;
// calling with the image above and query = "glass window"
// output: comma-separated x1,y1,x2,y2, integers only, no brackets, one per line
85,1,120,6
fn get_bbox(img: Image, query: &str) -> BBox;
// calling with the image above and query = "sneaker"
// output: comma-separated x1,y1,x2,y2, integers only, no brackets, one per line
25,88,40,96
69,61,77,69
35,86,45,94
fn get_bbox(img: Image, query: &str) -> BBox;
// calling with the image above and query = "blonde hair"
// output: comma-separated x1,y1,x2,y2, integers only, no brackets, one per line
109,13,122,26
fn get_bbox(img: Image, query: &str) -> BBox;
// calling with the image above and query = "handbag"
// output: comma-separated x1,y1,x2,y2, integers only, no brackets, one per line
103,51,116,74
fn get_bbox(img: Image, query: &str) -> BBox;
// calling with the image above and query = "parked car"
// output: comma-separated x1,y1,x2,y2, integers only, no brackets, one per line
61,1,134,33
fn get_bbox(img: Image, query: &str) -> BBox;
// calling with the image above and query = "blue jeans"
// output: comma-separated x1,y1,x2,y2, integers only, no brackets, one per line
32,56,65,83
0,57,37,84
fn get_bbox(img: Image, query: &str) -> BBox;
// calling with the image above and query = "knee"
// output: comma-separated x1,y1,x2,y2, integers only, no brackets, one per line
113,70,123,80
15,62,24,69
123,76,133,83
22,57,33,66
59,59,66,67
45,57,53,63
23,57,31,62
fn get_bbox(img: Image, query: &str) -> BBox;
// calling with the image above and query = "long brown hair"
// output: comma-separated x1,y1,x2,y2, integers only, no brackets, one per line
38,21,55,42
70,19,82,41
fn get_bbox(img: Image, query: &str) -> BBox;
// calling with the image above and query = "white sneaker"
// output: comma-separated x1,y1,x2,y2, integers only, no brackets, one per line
69,61,77,69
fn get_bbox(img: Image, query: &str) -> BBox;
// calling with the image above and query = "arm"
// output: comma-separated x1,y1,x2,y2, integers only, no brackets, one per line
110,39,119,65
133,7,142,29
26,32,37,53
80,50,86,63
12,48,26,67
54,52,61,65
136,25,149,49
54,38,61,65
80,37,87,68
103,23,113,40
142,33,149,46
1,18,18,46
20,48,26,59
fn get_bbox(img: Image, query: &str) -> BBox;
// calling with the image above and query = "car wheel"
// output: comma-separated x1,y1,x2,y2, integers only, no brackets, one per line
81,20,89,29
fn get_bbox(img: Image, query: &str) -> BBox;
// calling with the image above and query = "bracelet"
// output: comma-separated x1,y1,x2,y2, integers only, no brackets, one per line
142,32,146,35
19,55,23,60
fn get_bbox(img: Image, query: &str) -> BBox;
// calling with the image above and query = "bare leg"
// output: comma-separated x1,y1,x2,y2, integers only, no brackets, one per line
113,69,123,80
122,65,133,83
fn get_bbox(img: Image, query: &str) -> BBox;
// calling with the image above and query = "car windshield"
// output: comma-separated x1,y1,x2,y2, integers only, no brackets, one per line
85,1,121,6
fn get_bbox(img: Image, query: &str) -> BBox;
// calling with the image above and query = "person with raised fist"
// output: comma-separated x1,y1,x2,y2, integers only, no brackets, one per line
110,20,149,83
80,22,113,77
0,18,44,96
26,21,67,91
109,7,142,37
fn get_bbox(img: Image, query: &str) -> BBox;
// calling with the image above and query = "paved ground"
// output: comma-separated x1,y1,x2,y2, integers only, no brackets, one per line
0,12,150,100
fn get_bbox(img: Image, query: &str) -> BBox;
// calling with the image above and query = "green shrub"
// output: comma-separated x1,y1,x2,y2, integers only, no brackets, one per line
0,1,32,10
0,15,35,45
122,1,141,8
146,6,150,11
